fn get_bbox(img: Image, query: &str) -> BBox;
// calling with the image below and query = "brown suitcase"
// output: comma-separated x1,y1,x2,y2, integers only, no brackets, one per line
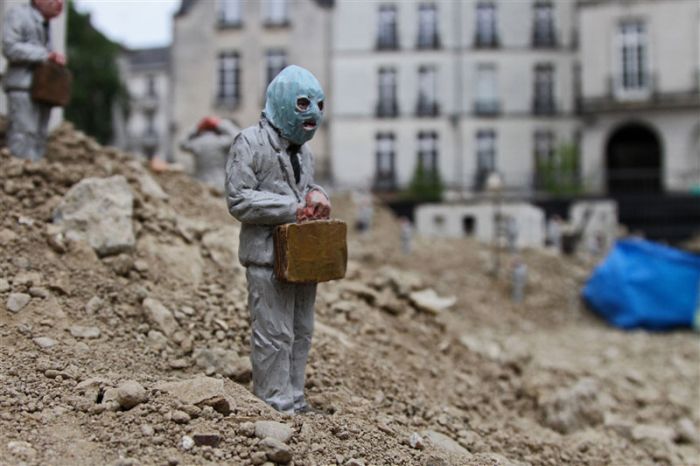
274,219,347,283
31,61,73,107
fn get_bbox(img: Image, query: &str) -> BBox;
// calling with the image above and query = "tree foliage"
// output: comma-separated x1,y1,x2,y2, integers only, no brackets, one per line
405,163,444,202
65,0,125,144
537,143,582,195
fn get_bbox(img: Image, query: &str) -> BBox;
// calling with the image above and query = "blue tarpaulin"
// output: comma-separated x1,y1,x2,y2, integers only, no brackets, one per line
582,238,700,330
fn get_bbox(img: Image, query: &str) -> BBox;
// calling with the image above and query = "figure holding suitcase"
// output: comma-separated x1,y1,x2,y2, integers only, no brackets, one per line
2,0,65,161
225,65,331,413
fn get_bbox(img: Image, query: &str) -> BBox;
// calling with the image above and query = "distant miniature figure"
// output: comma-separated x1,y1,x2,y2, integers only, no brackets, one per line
399,216,413,255
355,192,374,234
2,0,66,161
511,257,528,304
546,215,563,252
180,116,240,189
505,215,519,254
225,65,330,414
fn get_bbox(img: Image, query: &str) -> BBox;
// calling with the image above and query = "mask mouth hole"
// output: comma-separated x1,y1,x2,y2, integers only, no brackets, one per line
302,119,317,130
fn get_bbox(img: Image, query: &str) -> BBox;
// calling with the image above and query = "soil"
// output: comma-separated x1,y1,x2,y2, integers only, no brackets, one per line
0,123,698,466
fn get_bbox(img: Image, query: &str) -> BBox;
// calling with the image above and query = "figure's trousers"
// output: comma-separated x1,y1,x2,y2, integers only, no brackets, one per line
246,265,316,413
6,91,52,161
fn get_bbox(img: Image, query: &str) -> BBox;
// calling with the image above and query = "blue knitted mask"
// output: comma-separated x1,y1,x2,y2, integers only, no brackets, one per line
264,65,325,145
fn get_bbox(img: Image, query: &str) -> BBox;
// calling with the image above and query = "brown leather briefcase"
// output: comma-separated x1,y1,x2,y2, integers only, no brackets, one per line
31,62,73,107
274,219,348,283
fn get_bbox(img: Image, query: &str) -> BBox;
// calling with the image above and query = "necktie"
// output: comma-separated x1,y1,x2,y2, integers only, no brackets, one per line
287,144,301,184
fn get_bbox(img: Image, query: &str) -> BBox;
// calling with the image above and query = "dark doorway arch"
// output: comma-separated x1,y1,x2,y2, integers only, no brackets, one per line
606,123,662,194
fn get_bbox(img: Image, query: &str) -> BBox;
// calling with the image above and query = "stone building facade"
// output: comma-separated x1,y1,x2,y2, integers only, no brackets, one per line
171,0,334,176
578,0,700,194
331,0,580,196
114,47,173,162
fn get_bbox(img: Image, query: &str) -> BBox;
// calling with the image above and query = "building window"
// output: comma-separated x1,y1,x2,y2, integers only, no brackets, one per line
375,133,396,191
617,20,649,97
377,5,399,50
146,75,157,97
475,64,499,115
376,67,398,117
417,3,440,49
476,129,496,189
265,49,287,89
417,65,439,117
534,130,555,189
262,0,289,26
417,131,439,174
533,2,556,47
218,0,242,27
217,52,240,108
475,2,498,48
533,63,556,115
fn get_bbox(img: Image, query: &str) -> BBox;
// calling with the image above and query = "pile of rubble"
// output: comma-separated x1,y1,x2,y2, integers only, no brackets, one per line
0,123,698,465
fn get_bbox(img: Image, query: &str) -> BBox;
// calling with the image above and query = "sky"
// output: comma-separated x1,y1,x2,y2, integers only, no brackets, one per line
73,0,180,49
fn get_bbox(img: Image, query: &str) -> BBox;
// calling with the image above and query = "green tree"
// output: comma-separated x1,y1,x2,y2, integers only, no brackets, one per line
404,163,444,202
537,143,582,195
65,0,125,144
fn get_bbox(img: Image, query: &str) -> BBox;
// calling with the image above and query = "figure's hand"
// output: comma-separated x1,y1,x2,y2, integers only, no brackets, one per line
198,116,221,133
48,52,66,66
296,190,331,223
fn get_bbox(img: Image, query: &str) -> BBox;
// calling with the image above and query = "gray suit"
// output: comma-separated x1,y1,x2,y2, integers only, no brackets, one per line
2,4,53,160
225,116,325,413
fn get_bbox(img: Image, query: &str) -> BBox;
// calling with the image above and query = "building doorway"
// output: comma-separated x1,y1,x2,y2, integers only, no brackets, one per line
606,123,662,194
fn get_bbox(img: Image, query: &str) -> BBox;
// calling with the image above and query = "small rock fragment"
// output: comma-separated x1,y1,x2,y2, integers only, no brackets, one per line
33,337,57,349
7,293,31,313
259,437,292,464
193,433,222,447
0,279,10,292
116,380,147,410
70,325,101,339
171,410,191,424
409,432,425,450
255,421,294,443
180,435,194,451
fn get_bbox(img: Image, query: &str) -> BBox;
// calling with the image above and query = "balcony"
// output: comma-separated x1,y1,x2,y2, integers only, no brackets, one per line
416,100,440,117
417,32,441,50
533,98,557,116
474,100,501,116
376,100,399,118
376,31,399,51
374,173,397,192
532,29,557,48
474,34,499,49
578,72,700,114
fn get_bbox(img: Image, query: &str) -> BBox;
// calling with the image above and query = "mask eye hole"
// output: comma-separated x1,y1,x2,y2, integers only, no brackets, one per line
296,98,310,112
318,101,324,112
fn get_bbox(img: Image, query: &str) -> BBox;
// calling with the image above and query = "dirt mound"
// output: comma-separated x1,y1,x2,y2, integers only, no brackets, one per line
0,124,698,466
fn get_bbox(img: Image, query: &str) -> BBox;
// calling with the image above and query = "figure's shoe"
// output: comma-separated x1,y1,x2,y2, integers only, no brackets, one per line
149,157,170,173
295,403,326,416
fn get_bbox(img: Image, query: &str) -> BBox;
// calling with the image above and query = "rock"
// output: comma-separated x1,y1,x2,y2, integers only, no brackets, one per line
138,235,204,285
147,330,169,350
259,437,292,464
138,173,169,200
6,293,31,313
0,228,18,245
28,287,49,298
7,440,37,459
171,410,191,424
69,325,101,339
676,417,699,444
193,433,222,447
409,289,456,314
33,337,57,349
143,298,180,337
250,451,267,465
53,176,135,257
539,378,604,434
0,279,9,292
201,226,241,270
116,380,147,410
141,424,155,436
409,432,425,450
375,266,425,297
632,424,675,444
239,422,256,437
255,421,294,443
85,296,104,314
345,460,365,466
421,430,471,457
103,254,134,277
169,358,191,369
340,281,380,304
193,347,252,382
156,376,233,415
45,223,67,253
180,435,195,451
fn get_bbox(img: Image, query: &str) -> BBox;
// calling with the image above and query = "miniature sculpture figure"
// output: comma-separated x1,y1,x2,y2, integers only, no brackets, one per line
180,116,240,189
2,0,65,161
225,65,330,413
